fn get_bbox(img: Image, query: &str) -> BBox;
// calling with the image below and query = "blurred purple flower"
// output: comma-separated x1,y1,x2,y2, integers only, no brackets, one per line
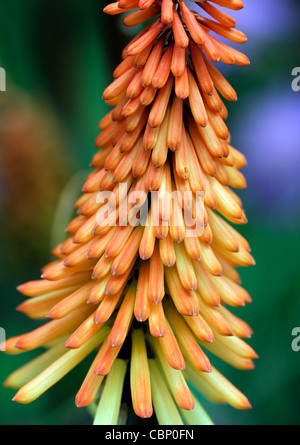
186,0,298,42
232,85,300,225
186,0,299,69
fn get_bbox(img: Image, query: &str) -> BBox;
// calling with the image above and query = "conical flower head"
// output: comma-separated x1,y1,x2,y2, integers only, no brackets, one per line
3,0,257,425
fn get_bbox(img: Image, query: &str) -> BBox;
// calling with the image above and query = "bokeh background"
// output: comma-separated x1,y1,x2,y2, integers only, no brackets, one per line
0,0,299,425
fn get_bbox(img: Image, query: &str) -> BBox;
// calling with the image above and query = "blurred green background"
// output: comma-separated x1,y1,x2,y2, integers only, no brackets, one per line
0,0,299,425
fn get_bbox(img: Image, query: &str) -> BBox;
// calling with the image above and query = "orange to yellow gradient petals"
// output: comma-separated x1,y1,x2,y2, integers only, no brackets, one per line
3,0,257,426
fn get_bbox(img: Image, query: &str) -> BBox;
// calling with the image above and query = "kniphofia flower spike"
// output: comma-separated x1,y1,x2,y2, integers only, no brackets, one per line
3,0,257,425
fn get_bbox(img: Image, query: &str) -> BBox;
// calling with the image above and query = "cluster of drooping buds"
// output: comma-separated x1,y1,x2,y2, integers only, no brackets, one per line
3,0,257,425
